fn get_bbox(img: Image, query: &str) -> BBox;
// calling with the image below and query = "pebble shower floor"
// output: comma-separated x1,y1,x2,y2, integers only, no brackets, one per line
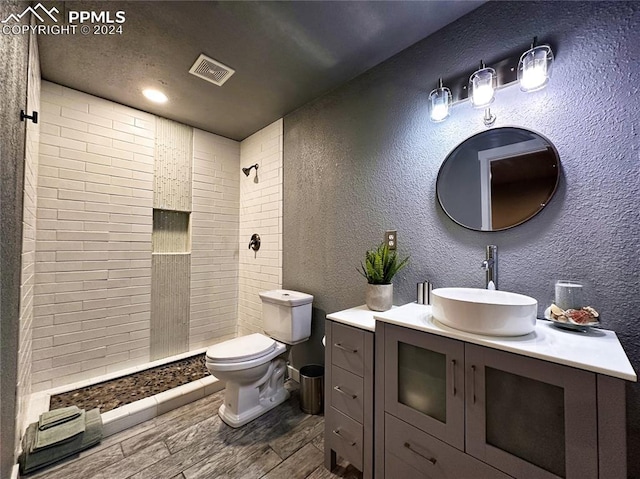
49,354,209,413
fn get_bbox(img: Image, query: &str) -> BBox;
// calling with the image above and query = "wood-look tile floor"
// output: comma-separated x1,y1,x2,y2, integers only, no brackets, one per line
27,382,362,479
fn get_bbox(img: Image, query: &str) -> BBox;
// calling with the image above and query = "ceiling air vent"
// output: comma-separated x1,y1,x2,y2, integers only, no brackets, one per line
188,54,235,86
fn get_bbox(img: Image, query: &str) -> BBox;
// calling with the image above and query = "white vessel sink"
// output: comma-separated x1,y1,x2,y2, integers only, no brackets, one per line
431,287,537,336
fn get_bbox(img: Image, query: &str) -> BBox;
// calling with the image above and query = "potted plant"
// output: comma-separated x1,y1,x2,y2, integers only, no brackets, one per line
358,243,409,311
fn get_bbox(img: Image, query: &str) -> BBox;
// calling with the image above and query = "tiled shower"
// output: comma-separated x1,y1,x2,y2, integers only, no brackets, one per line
24,81,283,394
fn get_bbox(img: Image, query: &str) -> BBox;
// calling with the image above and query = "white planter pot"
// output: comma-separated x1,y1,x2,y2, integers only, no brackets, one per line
366,283,393,312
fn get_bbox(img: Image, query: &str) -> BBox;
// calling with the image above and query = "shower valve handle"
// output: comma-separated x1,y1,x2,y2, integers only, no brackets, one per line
249,233,261,252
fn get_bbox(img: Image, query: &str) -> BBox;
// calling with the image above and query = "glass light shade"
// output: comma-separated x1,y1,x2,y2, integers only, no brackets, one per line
429,86,452,122
469,67,497,108
518,45,554,92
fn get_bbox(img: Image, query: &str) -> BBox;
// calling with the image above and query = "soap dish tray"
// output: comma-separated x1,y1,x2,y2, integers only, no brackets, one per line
544,306,599,332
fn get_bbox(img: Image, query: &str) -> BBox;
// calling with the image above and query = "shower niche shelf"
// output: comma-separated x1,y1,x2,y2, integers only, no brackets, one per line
152,209,191,253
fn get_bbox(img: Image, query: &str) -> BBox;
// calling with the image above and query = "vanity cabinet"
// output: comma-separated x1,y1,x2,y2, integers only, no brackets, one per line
383,323,465,450
325,320,374,478
464,343,598,478
376,321,627,479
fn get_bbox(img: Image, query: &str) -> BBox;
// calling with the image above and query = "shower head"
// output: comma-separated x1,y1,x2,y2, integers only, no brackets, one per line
242,164,259,176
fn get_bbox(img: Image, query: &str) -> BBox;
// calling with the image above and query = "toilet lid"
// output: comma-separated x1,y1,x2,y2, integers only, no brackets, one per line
206,333,277,362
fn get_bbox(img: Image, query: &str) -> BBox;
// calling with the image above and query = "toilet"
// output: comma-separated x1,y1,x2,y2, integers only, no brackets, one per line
205,289,314,427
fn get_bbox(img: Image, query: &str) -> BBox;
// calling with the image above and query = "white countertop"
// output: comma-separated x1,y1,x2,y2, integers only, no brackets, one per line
373,302,637,382
326,304,378,332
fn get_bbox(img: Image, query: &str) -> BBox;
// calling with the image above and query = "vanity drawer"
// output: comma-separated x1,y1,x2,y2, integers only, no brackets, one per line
326,406,363,471
385,451,429,479
385,414,510,479
331,323,365,377
331,365,364,423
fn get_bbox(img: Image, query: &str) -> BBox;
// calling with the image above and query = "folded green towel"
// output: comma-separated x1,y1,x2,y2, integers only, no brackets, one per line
38,406,82,430
79,408,103,446
33,409,86,451
19,408,103,475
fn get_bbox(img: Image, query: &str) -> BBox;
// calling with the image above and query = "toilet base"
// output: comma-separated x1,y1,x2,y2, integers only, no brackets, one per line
218,387,290,428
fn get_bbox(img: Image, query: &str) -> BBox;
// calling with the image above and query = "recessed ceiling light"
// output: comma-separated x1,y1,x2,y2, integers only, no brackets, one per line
142,89,168,103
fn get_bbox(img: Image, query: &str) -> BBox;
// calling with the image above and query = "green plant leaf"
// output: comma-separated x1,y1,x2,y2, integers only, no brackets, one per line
358,242,409,284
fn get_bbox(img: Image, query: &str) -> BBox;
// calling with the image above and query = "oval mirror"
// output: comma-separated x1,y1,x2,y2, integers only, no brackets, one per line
436,127,560,231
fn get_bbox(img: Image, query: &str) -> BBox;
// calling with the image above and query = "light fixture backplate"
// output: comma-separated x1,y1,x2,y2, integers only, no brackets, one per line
443,53,520,104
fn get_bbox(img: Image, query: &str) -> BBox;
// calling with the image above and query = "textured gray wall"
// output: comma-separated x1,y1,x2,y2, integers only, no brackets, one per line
283,1,640,474
0,2,29,477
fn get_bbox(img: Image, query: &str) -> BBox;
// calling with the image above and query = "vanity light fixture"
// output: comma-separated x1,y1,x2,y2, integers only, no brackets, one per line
142,88,168,103
429,78,452,123
469,61,497,108
430,37,555,125
518,38,554,92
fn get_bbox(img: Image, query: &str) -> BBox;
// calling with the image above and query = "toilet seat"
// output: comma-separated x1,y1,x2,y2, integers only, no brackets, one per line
206,342,286,372
206,333,276,363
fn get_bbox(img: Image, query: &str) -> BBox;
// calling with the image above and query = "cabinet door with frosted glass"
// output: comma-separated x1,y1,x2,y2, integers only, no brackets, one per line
465,344,598,479
384,323,465,450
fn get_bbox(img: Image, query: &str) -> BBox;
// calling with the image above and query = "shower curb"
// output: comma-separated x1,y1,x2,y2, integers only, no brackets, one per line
23,348,224,439
100,374,224,436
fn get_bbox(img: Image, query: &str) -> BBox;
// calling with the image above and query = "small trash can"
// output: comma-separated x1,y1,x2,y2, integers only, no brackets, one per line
299,364,324,414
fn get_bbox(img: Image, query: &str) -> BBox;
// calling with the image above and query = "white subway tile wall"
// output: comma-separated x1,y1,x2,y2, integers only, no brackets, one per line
238,120,284,335
190,130,240,349
17,27,41,455
33,82,155,392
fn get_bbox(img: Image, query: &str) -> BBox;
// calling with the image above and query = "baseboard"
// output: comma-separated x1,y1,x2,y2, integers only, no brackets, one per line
287,364,300,383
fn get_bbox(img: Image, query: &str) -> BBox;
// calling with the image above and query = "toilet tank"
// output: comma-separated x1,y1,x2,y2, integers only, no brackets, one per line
259,289,314,344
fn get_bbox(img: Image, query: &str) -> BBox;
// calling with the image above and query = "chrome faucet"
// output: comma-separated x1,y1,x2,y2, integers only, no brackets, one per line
481,245,498,290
